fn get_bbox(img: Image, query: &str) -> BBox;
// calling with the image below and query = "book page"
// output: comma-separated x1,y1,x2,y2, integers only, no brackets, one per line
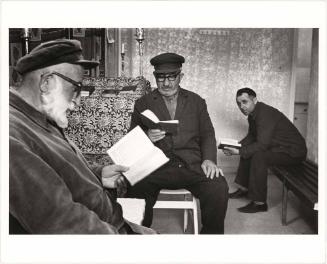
107,126,154,167
124,147,169,185
141,109,160,123
160,120,179,124
107,126,169,185
219,138,240,146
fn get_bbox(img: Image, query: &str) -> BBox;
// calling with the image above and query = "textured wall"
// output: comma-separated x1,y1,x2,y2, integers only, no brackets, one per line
306,29,318,164
123,28,295,167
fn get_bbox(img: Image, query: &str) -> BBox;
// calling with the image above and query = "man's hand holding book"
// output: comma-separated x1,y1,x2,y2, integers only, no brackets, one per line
147,129,166,143
222,147,240,156
218,138,241,156
140,109,179,136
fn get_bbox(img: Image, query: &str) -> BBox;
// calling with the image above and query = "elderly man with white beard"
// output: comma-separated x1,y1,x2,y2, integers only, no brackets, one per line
9,39,156,234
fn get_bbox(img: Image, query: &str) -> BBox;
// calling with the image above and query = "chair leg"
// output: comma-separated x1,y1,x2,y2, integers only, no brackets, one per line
282,178,288,225
183,209,188,233
193,198,198,234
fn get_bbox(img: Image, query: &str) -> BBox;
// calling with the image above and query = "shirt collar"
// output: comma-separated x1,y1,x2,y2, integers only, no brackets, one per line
9,89,52,132
249,101,260,120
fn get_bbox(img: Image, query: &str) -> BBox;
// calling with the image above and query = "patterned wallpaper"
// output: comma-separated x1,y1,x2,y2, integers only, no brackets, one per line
123,28,295,166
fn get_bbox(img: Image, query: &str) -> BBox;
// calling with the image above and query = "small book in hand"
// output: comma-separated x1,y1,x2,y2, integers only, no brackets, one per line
107,126,169,185
140,109,179,135
218,138,241,149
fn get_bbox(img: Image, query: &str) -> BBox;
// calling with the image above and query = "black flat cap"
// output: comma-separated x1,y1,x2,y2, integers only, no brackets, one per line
15,39,99,75
150,52,185,73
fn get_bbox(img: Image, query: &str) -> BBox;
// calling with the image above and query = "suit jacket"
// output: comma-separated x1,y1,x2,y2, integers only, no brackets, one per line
240,102,307,159
130,88,217,175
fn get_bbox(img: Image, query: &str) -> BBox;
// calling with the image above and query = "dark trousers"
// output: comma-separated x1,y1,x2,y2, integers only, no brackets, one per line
235,150,304,202
127,160,229,234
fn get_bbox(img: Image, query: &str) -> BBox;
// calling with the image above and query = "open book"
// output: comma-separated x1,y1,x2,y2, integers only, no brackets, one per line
218,138,241,149
107,126,169,185
140,109,179,136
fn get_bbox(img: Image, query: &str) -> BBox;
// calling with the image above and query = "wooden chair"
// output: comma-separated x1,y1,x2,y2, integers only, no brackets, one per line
153,189,199,234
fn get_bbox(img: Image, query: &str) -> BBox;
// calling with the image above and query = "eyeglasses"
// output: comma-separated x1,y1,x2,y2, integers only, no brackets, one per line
155,71,181,82
51,71,83,95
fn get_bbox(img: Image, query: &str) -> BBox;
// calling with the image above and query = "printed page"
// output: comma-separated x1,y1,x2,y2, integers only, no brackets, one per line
107,126,154,167
219,138,240,145
124,147,169,185
160,120,179,124
141,109,160,123
107,126,169,185
218,138,241,149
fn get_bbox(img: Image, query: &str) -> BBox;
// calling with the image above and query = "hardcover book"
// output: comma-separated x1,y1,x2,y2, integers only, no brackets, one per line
140,109,179,136
218,138,241,149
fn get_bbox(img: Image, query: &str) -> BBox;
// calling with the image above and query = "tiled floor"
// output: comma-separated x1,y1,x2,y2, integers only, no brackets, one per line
151,172,317,234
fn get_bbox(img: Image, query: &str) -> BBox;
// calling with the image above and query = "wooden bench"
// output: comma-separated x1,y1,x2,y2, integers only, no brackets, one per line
270,160,318,226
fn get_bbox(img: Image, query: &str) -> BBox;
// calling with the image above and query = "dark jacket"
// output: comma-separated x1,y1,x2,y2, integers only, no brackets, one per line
240,102,307,159
9,90,154,234
130,88,217,175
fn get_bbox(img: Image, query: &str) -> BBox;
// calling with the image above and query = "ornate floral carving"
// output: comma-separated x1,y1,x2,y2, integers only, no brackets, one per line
65,76,151,165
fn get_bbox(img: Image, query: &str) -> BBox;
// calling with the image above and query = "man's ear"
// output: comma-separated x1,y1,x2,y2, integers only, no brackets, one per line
253,97,258,104
179,72,184,82
39,73,55,93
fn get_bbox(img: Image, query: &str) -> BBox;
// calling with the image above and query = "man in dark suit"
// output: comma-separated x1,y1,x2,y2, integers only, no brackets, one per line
127,53,229,234
223,88,307,213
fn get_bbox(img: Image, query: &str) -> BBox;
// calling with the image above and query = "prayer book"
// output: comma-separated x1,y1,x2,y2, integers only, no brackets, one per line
218,138,241,149
107,126,169,185
140,109,179,136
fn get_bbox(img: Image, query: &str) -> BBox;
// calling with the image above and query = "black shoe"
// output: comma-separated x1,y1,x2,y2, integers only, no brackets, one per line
228,188,248,199
237,201,268,213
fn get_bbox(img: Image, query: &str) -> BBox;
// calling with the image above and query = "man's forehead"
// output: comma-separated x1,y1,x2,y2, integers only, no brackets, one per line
236,93,252,101
63,63,84,76
155,71,180,77
54,62,83,71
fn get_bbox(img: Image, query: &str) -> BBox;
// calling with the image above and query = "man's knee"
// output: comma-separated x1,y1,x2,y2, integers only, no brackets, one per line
216,176,229,193
201,177,229,200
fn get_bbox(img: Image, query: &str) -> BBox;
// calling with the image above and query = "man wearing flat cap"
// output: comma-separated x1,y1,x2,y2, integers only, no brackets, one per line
128,52,229,234
9,39,155,234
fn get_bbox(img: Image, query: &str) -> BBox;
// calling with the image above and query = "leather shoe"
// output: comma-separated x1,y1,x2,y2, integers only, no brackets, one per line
237,201,268,213
228,188,248,199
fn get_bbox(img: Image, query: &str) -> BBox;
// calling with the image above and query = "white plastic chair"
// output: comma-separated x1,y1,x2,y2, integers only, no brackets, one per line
117,198,145,225
153,189,199,234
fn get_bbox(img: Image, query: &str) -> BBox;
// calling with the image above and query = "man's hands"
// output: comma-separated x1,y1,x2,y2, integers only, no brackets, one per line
101,164,129,190
147,129,166,143
222,147,240,156
201,160,224,179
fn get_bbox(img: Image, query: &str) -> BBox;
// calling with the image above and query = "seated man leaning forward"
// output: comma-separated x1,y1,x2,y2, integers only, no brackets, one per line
222,87,307,213
127,52,229,234
9,39,155,234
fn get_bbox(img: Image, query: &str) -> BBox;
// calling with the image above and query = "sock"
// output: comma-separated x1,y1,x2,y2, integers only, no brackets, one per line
238,186,248,192
253,201,265,205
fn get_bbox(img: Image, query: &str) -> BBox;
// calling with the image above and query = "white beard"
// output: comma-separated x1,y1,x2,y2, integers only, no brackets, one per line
41,89,72,128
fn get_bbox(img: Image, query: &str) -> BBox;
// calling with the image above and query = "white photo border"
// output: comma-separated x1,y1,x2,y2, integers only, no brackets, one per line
1,1,326,263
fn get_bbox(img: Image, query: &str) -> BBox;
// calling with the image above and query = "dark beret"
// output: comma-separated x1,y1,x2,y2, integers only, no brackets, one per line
150,53,185,73
15,39,99,75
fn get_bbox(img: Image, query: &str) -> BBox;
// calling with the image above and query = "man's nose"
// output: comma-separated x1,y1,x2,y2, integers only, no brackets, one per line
70,95,81,110
163,77,170,86
75,95,81,106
